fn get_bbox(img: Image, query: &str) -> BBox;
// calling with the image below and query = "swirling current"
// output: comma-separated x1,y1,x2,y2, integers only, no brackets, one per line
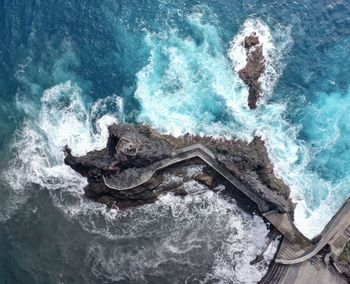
1,0,350,283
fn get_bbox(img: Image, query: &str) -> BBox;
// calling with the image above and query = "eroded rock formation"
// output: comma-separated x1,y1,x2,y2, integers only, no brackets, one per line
64,123,293,214
238,32,265,109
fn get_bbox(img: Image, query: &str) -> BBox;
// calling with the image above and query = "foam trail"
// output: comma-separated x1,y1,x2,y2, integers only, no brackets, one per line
228,22,350,237
135,17,292,141
4,80,122,195
227,21,337,238
135,13,256,139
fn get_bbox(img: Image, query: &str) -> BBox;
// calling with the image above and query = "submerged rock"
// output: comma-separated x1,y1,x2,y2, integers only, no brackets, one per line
238,32,265,109
64,123,293,214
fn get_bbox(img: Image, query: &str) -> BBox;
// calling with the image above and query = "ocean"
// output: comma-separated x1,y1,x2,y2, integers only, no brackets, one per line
1,0,350,283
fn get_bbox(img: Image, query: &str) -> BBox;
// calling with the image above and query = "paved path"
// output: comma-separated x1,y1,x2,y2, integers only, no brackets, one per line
276,198,350,264
103,144,216,190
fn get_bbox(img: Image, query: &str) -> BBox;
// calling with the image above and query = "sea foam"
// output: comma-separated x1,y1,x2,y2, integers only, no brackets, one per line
4,79,275,283
85,178,276,283
133,14,337,238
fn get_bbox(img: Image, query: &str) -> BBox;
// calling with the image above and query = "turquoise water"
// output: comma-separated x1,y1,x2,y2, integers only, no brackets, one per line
1,0,350,282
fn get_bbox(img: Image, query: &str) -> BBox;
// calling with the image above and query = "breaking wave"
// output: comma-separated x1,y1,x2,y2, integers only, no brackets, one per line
85,180,277,283
133,12,350,238
3,81,122,215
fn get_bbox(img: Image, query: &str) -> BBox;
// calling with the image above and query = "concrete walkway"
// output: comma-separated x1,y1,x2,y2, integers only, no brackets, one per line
260,259,347,284
103,144,267,210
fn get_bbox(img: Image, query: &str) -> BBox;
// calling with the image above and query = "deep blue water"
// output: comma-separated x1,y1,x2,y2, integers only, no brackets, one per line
1,0,350,283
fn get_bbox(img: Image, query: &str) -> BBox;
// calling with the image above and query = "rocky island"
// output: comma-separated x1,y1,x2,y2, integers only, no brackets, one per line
239,32,265,109
62,34,281,212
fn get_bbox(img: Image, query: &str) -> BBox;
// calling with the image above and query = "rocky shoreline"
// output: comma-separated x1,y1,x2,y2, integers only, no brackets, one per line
64,123,293,215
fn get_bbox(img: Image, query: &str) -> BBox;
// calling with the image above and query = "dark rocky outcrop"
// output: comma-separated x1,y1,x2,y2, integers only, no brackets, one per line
238,32,265,109
64,123,293,214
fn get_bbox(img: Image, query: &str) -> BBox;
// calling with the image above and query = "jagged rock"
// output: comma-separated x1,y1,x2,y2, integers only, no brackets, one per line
194,174,217,188
238,32,265,109
64,123,293,213
244,33,260,48
172,186,188,196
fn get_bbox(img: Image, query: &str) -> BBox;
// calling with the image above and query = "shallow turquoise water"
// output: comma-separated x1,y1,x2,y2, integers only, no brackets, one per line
1,0,350,282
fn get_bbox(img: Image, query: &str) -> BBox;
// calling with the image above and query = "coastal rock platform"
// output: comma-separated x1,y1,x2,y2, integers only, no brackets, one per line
64,123,292,213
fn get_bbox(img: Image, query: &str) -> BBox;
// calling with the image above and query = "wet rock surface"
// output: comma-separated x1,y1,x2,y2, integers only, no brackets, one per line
64,123,293,214
238,32,265,109
336,243,350,281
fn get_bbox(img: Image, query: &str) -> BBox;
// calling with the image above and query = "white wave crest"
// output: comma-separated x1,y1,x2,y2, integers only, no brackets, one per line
4,80,122,196
83,179,276,283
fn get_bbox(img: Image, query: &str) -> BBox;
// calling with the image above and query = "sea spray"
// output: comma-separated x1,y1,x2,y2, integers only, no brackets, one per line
2,0,350,282
3,81,122,192
228,18,292,98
